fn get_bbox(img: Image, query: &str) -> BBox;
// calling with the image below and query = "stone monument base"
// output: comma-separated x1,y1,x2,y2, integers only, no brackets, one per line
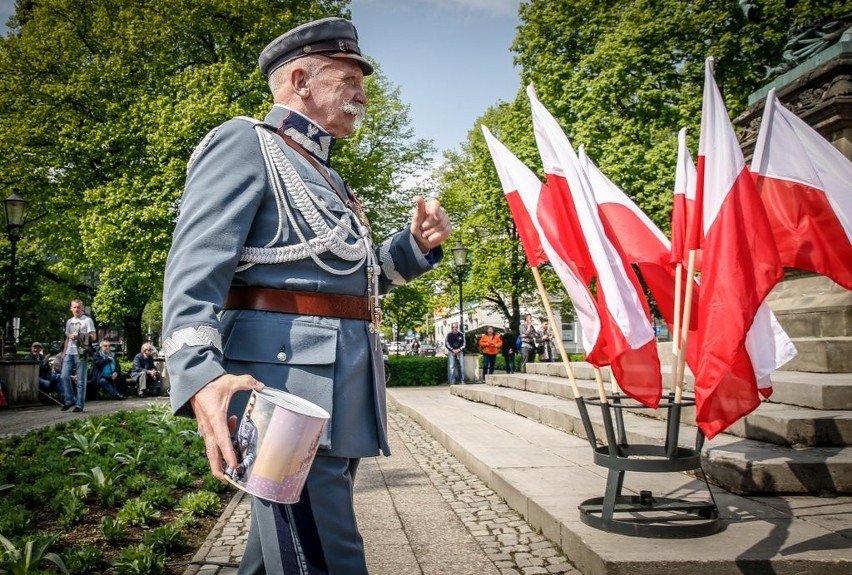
766,273,852,373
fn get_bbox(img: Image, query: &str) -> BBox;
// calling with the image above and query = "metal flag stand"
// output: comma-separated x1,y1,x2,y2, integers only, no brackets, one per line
576,391,722,538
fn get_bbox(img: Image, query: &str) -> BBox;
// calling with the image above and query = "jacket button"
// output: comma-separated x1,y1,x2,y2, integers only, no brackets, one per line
277,351,287,362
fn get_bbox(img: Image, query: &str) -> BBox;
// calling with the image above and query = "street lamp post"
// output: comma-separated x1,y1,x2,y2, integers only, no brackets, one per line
3,193,28,358
451,242,469,337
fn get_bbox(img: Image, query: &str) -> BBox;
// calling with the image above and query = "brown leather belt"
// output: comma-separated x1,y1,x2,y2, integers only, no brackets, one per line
224,286,371,321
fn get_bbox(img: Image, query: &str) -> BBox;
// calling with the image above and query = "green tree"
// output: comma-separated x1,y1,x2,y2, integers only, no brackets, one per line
381,283,433,343
511,0,839,232
0,0,431,350
436,100,554,333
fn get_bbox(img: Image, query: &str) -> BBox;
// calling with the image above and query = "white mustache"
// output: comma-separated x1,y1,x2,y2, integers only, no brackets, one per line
342,101,366,127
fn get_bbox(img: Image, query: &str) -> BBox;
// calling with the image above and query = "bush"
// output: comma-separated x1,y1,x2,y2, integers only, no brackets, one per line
62,544,104,574
111,543,165,575
102,516,129,544
386,356,447,386
117,498,161,527
143,524,187,554
176,491,221,517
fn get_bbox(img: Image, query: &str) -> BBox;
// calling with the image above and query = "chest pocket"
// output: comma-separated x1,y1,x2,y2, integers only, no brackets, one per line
222,312,338,449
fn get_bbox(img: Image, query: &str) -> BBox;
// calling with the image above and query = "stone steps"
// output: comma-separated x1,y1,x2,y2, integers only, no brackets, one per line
493,368,852,448
524,361,852,410
389,387,852,575
452,381,852,494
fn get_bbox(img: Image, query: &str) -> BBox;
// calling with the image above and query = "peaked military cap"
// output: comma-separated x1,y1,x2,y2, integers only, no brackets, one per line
259,16,374,78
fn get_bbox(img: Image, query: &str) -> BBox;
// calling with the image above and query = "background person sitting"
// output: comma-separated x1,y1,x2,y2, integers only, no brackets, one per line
92,340,126,400
131,343,162,397
25,342,62,404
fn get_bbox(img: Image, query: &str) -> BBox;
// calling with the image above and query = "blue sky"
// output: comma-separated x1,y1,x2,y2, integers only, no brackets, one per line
349,0,522,155
0,0,523,155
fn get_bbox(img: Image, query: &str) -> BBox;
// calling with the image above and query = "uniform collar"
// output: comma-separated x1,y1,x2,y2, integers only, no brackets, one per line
266,105,336,166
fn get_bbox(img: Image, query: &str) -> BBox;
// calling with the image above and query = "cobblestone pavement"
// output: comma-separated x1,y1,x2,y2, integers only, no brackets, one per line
184,406,580,575
387,408,579,575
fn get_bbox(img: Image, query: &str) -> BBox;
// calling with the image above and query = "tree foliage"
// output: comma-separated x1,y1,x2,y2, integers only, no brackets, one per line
0,0,431,347
380,283,433,341
436,100,553,332
437,0,842,329
511,0,840,232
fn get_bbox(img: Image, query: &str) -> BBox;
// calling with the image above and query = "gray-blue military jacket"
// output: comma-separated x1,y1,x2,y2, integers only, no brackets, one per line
163,104,441,458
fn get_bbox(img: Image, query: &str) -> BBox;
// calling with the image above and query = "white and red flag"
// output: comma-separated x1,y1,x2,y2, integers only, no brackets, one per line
671,128,698,269
751,88,852,291
692,58,785,439
481,126,604,361
578,145,698,370
580,145,795,401
527,85,662,407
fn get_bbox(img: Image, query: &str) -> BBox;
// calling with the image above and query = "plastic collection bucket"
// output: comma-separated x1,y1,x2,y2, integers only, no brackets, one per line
226,387,330,504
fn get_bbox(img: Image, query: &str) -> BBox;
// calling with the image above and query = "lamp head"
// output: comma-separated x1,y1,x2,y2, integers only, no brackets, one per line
451,242,468,267
3,193,28,232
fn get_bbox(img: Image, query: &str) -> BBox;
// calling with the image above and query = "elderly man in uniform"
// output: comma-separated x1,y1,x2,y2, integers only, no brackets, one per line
162,16,451,575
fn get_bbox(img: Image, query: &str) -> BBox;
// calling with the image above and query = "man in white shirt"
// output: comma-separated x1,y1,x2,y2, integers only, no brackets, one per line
59,298,97,412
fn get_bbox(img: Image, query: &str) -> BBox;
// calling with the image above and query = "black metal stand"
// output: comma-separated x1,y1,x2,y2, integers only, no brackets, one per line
577,392,721,538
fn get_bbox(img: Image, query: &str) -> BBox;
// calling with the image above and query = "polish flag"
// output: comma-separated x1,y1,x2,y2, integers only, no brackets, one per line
671,128,698,269
527,85,662,407
751,88,852,291
693,58,784,439
578,145,698,372
580,146,796,400
481,126,604,362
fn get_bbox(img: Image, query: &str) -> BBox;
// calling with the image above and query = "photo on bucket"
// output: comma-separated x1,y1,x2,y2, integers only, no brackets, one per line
225,388,330,504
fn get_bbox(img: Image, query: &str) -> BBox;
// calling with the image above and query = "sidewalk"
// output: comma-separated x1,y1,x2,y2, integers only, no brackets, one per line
183,402,577,575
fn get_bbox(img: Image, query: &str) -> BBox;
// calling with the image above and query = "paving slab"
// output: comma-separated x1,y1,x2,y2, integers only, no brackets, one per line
389,386,852,575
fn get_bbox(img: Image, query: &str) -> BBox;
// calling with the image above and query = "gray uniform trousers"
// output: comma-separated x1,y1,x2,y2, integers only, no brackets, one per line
239,457,363,575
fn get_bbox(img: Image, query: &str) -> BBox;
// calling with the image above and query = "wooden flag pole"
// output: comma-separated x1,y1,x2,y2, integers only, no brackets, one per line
531,266,583,399
674,250,698,404
671,262,683,394
530,266,610,404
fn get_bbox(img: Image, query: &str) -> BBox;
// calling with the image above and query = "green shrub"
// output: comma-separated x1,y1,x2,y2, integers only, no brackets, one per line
111,543,165,575
117,498,161,528
143,524,187,553
102,516,129,544
0,504,31,537
176,490,221,517
123,473,149,494
201,473,231,493
114,447,146,469
163,465,192,489
0,533,69,575
62,544,104,574
140,485,175,508
52,488,89,527
386,356,447,387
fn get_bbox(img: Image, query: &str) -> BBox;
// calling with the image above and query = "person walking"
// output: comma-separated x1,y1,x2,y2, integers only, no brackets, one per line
445,322,465,384
478,326,502,377
59,299,96,412
162,16,451,575
501,327,517,374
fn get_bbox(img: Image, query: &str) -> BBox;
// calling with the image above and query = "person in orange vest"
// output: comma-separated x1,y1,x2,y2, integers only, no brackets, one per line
479,326,503,377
